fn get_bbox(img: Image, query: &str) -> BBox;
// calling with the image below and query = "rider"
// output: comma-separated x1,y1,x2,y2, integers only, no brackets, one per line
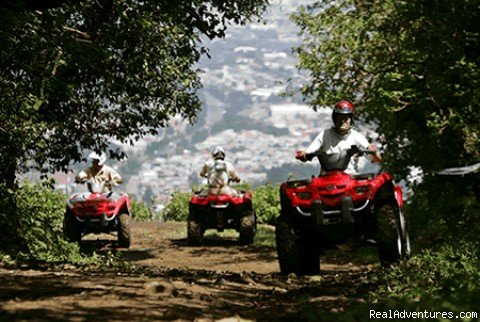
75,152,122,192
200,146,241,195
297,100,381,175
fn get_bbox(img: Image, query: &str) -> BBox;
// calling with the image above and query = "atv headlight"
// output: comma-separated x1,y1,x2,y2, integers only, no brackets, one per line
354,186,369,194
295,192,312,200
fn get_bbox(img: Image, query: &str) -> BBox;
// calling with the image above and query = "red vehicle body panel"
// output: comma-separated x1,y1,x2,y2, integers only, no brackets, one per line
281,171,402,209
68,192,131,219
190,191,253,207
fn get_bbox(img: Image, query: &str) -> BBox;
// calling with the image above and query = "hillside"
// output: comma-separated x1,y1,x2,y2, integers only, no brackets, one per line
57,0,379,201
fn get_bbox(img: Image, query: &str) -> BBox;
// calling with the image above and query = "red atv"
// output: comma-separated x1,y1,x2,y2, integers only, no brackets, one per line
188,186,256,246
276,146,410,274
63,180,132,248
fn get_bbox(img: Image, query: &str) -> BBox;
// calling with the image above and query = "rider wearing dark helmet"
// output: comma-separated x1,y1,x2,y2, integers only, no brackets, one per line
297,100,381,175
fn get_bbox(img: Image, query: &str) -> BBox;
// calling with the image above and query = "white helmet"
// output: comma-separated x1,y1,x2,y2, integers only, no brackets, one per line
88,152,107,165
211,146,225,160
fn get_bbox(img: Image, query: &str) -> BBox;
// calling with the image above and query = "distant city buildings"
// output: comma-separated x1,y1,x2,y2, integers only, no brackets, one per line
53,0,380,203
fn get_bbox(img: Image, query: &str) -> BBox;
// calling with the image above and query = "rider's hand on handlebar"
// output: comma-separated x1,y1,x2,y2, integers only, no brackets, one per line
296,150,309,162
368,144,382,162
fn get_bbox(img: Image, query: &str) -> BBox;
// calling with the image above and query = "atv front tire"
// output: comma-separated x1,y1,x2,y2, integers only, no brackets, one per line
117,213,131,248
377,203,407,267
187,218,203,246
275,216,320,275
63,214,81,242
239,209,256,245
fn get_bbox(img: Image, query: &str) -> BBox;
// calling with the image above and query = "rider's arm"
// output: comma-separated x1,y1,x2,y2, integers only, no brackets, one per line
227,163,241,183
110,169,123,185
199,162,209,178
305,131,324,155
75,169,89,183
296,131,325,162
356,132,381,162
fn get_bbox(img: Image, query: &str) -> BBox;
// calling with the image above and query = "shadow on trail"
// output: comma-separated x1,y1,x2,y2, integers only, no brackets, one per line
78,239,113,252
120,248,157,262
170,237,278,264
78,239,158,263
0,273,89,302
321,245,380,267
171,236,240,248
0,262,378,321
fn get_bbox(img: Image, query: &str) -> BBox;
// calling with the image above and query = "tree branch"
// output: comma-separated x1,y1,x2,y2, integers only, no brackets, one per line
63,26,91,39
1,0,89,11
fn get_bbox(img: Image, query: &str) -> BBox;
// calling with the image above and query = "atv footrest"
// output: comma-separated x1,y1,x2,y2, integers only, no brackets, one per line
312,200,323,225
341,196,355,223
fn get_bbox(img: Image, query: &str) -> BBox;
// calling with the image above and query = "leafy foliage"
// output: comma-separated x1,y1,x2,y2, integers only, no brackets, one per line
161,191,191,222
252,182,279,225
293,4,480,312
292,0,480,176
355,241,480,317
0,181,120,265
0,0,268,186
130,198,153,222
405,175,480,246
374,242,480,302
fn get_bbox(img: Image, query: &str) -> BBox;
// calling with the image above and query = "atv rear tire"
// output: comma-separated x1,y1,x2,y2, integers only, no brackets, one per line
377,203,407,267
63,214,81,243
187,218,203,246
239,210,256,245
117,213,131,248
275,216,320,275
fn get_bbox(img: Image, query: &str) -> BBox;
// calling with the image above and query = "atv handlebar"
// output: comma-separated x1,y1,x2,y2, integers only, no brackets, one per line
76,178,120,186
296,145,374,161
228,177,241,183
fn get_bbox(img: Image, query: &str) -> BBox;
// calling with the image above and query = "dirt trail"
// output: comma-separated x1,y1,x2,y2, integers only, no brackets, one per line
0,222,377,321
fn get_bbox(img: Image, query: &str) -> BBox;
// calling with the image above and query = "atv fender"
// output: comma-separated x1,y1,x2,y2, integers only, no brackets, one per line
115,194,131,216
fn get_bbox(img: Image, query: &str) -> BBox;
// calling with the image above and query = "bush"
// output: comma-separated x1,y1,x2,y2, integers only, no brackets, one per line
365,175,480,313
161,191,191,221
130,198,152,221
366,240,480,313
253,183,279,225
405,175,480,247
0,181,122,266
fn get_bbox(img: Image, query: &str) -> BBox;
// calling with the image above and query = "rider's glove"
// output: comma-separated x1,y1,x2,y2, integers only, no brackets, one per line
368,144,382,162
296,150,309,162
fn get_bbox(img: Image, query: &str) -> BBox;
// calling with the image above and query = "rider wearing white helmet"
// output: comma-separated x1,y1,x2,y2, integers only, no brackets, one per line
75,152,122,192
200,146,241,195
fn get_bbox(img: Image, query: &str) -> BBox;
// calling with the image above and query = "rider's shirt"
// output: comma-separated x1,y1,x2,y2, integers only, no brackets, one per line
306,127,370,174
200,159,239,189
76,164,122,191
